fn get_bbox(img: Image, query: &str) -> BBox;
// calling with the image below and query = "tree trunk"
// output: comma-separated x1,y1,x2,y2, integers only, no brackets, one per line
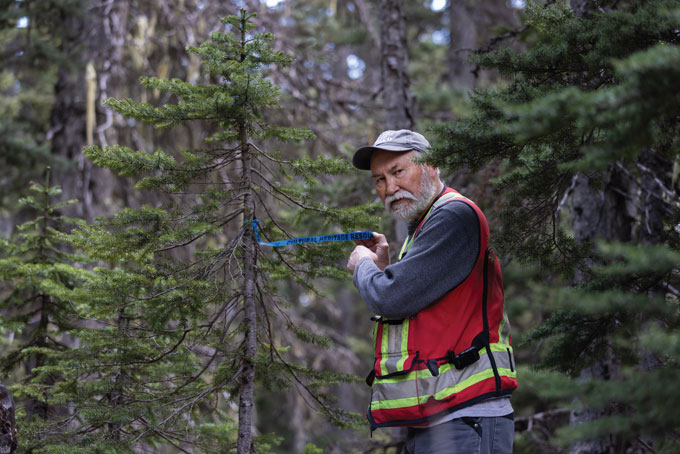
378,0,415,131
237,132,258,454
447,0,476,89
637,149,666,246
236,77,258,454
237,141,258,453
569,169,634,454
94,0,130,206
378,0,415,245
49,0,125,222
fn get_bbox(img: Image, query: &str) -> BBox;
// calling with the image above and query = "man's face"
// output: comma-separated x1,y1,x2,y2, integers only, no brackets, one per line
370,150,439,222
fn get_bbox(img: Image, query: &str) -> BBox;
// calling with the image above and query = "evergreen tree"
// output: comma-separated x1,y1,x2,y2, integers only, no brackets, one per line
0,169,88,449
57,9,378,453
429,0,680,452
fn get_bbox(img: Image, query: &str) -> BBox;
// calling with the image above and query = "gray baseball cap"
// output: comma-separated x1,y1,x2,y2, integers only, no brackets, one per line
352,129,431,170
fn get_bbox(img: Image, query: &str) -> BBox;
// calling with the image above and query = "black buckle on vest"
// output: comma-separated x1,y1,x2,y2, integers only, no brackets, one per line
366,369,376,387
448,346,481,370
426,359,439,377
370,315,405,325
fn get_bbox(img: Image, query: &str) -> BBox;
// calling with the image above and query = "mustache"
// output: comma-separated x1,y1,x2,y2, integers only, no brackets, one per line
385,190,417,208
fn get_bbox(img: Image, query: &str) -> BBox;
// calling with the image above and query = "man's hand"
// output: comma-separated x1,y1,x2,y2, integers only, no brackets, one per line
347,232,390,274
347,245,378,274
355,232,390,271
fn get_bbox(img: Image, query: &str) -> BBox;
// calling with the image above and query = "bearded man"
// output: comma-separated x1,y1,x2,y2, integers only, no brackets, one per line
347,130,518,454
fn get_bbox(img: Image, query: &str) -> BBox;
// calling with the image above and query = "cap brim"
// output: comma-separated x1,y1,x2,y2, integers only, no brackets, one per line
352,145,414,170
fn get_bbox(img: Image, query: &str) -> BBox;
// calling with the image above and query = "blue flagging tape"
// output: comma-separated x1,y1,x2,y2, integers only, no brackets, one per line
250,219,373,247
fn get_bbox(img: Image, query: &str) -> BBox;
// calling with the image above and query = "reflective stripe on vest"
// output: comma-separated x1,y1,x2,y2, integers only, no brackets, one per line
370,344,516,411
377,319,412,376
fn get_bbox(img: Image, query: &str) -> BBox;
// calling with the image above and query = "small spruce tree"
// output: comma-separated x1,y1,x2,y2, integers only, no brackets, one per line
63,9,377,453
0,169,88,451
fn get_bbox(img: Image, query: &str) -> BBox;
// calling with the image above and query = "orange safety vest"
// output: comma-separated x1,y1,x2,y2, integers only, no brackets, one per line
366,188,518,429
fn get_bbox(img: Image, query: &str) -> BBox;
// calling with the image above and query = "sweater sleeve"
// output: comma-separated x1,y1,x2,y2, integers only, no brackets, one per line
352,200,480,318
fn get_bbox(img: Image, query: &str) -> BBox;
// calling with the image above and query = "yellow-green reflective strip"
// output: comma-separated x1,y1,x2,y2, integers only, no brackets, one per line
380,325,389,376
396,319,410,370
498,315,506,343
377,343,512,384
373,323,378,355
436,193,470,207
370,367,517,411
398,235,413,260
488,342,511,352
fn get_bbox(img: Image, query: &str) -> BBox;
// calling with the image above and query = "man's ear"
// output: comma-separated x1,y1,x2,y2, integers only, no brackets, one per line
424,164,438,180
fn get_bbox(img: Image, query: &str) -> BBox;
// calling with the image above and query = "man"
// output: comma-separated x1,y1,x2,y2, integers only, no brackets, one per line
347,130,517,454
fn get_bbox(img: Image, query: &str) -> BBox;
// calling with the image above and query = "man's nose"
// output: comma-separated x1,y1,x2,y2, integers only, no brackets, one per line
385,176,400,195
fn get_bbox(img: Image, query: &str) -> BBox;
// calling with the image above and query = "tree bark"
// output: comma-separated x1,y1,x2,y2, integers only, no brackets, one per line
236,15,258,449
97,0,129,155
569,169,634,454
447,0,477,89
378,0,415,245
49,0,123,222
446,0,520,89
378,0,415,131
637,149,666,246
237,121,258,454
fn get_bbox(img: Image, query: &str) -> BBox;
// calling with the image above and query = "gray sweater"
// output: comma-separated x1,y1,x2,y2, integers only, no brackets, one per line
353,200,480,318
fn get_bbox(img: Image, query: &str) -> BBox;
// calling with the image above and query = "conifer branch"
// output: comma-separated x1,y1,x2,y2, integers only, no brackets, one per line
251,189,298,240
166,339,237,399
661,281,680,298
633,162,679,204
204,294,244,337
135,381,238,443
267,336,353,425
153,430,193,454
151,209,244,253
255,283,276,364
248,140,290,164
259,174,330,213
214,207,246,228
251,153,281,181
105,328,192,367
475,24,530,55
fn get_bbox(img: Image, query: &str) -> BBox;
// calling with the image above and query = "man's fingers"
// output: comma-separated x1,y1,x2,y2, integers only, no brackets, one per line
355,232,385,245
354,237,375,248
372,233,389,253
354,239,374,246
347,245,378,274
373,232,388,246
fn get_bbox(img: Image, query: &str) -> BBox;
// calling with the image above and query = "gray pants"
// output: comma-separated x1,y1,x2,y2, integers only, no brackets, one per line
404,415,514,454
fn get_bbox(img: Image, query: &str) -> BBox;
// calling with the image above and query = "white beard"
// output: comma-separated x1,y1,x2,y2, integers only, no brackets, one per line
384,169,438,222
